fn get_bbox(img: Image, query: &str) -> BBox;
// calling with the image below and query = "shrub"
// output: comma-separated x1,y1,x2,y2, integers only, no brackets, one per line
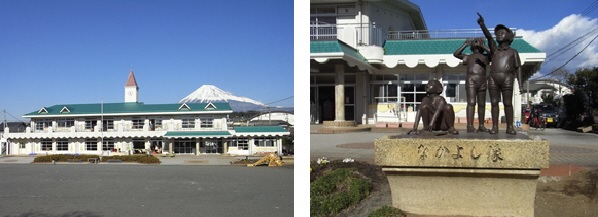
101,155,161,164
33,154,100,163
369,205,405,217
310,168,372,217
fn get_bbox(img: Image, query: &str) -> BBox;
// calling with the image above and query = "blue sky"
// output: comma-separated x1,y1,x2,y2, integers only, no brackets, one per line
412,0,598,78
0,0,293,121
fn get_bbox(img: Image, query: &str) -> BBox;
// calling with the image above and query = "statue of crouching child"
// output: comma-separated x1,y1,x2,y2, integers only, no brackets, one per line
408,79,459,135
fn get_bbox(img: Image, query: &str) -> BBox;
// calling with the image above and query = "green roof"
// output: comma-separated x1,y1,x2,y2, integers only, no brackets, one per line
384,38,542,55
234,126,288,133
24,102,232,117
164,131,232,137
310,40,367,62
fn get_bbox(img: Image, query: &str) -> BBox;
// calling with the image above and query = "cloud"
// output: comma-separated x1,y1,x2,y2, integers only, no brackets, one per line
517,14,598,76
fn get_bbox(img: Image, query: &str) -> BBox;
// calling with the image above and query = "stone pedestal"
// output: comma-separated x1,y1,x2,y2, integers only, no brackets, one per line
375,135,549,217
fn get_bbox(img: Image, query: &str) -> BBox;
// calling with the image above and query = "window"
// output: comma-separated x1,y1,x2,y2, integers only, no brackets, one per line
35,119,52,131
399,74,429,110
237,139,249,150
102,119,114,131
149,118,162,131
182,118,195,129
132,118,144,129
371,84,398,103
57,119,74,128
85,119,97,130
155,119,162,128
85,139,97,151
41,139,52,151
254,138,276,147
19,143,25,149
200,118,213,128
102,139,114,151
443,73,467,103
57,139,68,151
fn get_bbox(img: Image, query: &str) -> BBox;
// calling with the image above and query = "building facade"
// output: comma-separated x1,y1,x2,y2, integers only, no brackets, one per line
310,0,547,126
3,71,289,156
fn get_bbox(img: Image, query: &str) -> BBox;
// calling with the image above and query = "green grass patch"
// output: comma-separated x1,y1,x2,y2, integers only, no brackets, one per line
369,205,405,217
310,168,372,217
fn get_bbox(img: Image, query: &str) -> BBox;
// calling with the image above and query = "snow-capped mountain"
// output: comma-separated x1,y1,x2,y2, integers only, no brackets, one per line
179,85,292,112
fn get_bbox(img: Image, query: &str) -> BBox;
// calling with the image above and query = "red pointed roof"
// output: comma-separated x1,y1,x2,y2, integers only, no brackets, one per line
125,70,138,87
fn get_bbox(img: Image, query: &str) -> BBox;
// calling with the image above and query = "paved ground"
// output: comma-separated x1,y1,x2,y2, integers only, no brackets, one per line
0,154,294,217
311,124,598,170
0,154,294,166
0,164,293,217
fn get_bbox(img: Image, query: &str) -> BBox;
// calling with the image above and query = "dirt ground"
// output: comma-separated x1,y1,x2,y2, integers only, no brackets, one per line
317,162,598,217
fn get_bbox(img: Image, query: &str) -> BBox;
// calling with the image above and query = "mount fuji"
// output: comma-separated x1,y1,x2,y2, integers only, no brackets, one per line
179,85,292,112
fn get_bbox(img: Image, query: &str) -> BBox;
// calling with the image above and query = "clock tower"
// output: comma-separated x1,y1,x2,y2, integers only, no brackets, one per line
125,70,139,103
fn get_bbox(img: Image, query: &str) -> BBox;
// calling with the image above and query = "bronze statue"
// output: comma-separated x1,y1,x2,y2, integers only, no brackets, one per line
477,13,524,135
454,37,490,133
408,79,459,135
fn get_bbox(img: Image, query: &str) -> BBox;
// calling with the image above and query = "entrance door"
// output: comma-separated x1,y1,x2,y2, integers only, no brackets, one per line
174,139,194,154
317,86,335,122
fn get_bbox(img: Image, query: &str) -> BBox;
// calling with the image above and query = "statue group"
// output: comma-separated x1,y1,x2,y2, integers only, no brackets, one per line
409,13,523,135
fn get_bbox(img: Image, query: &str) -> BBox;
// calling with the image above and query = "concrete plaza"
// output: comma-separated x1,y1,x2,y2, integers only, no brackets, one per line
0,164,293,217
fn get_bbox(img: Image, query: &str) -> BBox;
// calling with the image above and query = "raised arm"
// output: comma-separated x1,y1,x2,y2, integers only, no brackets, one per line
453,39,470,60
477,13,496,52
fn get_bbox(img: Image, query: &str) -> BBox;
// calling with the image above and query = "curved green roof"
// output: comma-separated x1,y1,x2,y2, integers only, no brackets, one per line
384,38,542,55
310,40,366,62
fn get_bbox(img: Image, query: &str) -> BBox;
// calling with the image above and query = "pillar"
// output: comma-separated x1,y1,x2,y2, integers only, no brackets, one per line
335,64,346,121
196,139,200,155
514,79,522,124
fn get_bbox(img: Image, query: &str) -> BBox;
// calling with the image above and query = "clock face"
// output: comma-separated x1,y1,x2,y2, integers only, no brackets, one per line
128,91,133,96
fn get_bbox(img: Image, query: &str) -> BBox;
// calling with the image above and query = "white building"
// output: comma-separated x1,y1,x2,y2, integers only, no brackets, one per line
3,71,289,156
310,0,547,127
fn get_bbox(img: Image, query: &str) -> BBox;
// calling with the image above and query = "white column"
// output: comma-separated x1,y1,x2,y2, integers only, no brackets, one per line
335,64,346,121
514,80,522,124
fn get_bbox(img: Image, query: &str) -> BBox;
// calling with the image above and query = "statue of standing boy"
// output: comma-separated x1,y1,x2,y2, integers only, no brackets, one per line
477,13,524,135
453,37,490,133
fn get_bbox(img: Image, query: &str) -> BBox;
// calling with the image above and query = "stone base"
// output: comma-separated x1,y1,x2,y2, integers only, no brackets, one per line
322,120,356,128
375,136,549,217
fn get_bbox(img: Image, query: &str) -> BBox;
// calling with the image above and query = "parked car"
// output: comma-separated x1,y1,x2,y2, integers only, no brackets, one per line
529,104,560,128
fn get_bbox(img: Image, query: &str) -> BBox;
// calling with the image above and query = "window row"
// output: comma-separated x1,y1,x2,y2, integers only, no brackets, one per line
32,117,217,131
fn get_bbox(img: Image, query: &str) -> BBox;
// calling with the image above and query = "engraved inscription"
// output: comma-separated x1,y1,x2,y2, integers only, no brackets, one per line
417,144,428,160
488,144,504,162
471,146,481,160
435,146,450,158
451,146,464,159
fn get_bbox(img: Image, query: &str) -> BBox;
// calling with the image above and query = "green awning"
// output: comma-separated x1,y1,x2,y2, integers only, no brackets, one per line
164,131,231,138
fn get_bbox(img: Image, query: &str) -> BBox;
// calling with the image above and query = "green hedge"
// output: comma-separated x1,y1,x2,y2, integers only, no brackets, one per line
33,154,100,163
101,155,161,164
33,154,160,164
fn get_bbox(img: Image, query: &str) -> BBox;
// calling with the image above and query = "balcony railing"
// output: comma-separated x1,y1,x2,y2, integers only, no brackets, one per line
310,24,339,40
311,25,519,45
387,29,518,40
310,22,386,47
